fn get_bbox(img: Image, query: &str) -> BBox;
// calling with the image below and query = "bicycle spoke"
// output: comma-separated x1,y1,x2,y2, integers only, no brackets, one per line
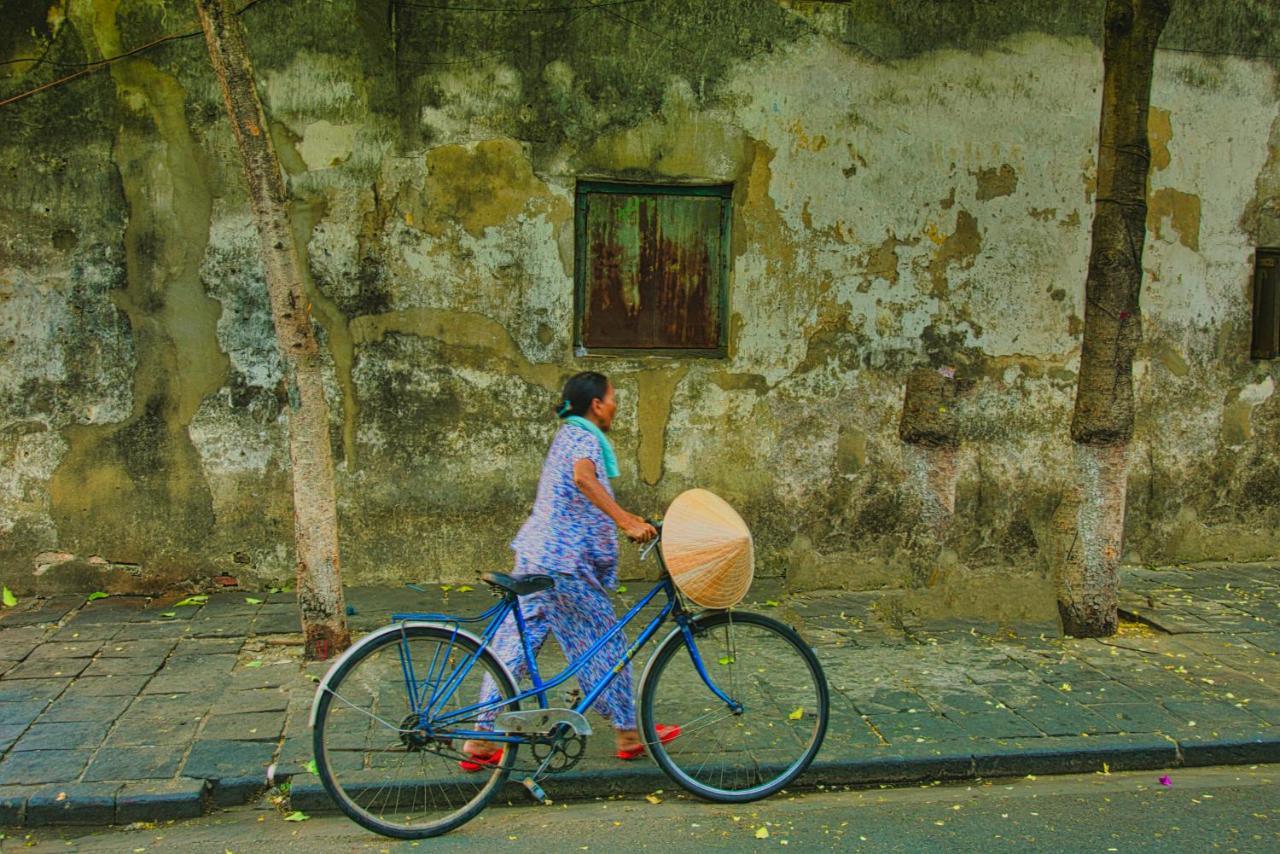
641,613,828,802
314,627,520,838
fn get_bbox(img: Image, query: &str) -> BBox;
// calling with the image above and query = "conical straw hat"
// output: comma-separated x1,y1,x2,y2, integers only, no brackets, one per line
661,489,754,608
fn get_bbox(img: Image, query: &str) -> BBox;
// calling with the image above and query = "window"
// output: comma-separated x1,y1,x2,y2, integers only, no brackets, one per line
574,181,731,355
1252,249,1280,360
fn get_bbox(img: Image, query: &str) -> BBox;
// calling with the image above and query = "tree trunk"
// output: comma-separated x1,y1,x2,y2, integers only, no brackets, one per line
194,0,350,659
1060,0,1171,637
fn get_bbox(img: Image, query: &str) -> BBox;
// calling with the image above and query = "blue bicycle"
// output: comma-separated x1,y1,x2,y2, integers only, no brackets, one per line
310,528,829,838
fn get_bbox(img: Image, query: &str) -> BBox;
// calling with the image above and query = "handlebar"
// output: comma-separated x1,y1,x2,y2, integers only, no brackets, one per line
639,519,663,562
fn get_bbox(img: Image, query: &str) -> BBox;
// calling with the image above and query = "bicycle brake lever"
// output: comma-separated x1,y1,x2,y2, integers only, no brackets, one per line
639,538,660,562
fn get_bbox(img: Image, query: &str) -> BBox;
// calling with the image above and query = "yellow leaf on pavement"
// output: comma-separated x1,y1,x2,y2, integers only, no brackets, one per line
755,827,770,839
788,707,804,721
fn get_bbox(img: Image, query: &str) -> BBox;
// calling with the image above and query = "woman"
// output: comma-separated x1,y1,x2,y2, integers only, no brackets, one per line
461,371,676,768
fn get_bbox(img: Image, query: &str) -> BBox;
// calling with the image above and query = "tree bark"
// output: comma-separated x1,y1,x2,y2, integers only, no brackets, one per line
1060,0,1171,637
195,0,350,659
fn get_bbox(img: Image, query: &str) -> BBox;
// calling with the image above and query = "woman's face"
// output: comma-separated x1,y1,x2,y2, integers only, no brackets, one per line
591,383,617,431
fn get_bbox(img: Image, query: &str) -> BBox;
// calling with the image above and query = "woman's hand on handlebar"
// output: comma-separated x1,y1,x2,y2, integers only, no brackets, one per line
621,513,657,543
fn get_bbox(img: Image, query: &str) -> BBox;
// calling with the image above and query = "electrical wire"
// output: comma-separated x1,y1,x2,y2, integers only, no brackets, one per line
1158,43,1280,62
0,0,269,109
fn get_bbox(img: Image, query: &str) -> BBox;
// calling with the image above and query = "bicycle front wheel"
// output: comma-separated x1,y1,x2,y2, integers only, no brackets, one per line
312,624,519,839
639,611,828,802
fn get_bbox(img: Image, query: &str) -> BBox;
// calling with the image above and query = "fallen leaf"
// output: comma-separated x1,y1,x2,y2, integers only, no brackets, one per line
755,827,770,839
718,656,735,666
283,811,309,822
87,591,109,602
456,585,473,593
2,587,16,607
174,595,208,607
788,707,804,721
645,793,663,805
617,585,628,593
245,597,264,605
1102,762,1110,775
440,585,453,593
245,660,263,669
305,759,317,775
763,600,780,608
1159,775,1172,787
159,612,177,618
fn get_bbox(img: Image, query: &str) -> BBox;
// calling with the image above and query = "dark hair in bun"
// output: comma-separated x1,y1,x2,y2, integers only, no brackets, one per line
556,371,609,419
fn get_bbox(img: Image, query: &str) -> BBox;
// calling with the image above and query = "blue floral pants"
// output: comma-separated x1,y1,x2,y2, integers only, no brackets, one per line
478,571,636,730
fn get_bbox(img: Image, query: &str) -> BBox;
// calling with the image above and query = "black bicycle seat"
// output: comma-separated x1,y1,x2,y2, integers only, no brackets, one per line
481,572,555,597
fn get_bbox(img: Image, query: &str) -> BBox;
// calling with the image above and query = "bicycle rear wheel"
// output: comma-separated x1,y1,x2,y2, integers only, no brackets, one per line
639,611,828,802
312,624,519,838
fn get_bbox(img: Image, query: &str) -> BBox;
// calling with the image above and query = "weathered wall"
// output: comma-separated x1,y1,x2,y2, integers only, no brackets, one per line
1,0,1277,611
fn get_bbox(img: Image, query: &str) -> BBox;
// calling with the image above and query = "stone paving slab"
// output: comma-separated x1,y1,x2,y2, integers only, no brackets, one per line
0,563,1277,825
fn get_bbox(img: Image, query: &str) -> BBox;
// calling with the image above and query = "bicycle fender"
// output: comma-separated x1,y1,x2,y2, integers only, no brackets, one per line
308,621,494,728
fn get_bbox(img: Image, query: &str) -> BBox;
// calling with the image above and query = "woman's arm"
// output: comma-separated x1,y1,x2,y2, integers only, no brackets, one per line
573,458,656,542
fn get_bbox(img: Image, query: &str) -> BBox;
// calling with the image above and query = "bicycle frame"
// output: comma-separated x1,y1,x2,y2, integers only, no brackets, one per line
386,574,737,744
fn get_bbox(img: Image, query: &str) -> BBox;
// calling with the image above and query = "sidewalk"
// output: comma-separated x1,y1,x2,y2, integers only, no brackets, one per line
0,564,1277,827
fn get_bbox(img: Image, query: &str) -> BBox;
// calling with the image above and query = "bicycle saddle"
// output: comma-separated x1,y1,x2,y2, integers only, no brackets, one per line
481,572,555,597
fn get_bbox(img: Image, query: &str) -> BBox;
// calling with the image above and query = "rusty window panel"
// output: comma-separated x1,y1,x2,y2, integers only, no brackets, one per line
1252,249,1280,360
575,182,731,354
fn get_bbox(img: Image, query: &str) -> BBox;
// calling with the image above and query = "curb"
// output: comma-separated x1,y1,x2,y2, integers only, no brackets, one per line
287,730,1278,815
2,734,1277,826
0,778,210,827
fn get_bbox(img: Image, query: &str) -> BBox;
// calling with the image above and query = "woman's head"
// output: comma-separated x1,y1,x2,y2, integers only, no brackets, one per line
557,371,616,430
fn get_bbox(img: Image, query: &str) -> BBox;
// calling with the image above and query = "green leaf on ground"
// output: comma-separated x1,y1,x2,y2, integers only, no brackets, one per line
440,585,453,592
718,656,735,666
244,597,263,605
86,591,109,602
617,585,628,593
763,600,780,607
305,673,320,683
455,585,473,593
788,706,804,720
173,595,208,607
159,612,177,618
305,759,317,774
2,587,16,608
244,660,263,668
283,810,308,822
267,587,280,594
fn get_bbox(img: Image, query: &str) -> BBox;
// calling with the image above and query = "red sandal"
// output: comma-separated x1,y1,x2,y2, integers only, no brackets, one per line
458,748,504,773
616,724,682,760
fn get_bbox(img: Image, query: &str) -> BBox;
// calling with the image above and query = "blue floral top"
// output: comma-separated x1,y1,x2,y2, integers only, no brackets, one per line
511,422,619,591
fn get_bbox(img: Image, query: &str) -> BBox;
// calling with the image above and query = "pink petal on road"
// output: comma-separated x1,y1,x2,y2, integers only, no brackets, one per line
1158,775,1172,787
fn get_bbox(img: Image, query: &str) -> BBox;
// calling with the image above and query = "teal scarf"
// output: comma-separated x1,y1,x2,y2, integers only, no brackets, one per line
564,416,620,479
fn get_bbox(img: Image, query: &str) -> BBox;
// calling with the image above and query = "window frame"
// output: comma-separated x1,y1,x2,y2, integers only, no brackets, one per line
573,180,733,358
1251,247,1280,360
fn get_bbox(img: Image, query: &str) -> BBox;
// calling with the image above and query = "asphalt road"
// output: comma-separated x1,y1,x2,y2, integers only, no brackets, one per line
7,764,1279,852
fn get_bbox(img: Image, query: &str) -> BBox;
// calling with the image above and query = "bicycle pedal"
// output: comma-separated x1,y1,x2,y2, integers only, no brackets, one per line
521,776,552,805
